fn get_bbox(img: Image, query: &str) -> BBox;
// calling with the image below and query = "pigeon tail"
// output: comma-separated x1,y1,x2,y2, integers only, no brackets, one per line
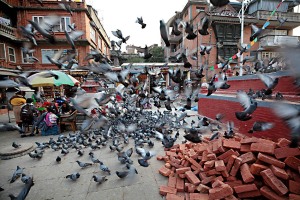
199,29,209,36
142,24,146,29
264,88,273,95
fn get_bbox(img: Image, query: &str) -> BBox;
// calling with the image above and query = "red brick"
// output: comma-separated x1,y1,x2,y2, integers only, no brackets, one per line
196,184,210,193
212,179,224,188
229,157,242,176
170,157,181,165
239,152,256,164
215,160,226,172
176,177,185,192
224,151,240,163
159,185,177,196
188,149,197,160
233,183,258,193
206,169,221,176
207,153,217,161
199,172,208,180
157,156,163,161
185,193,190,200
240,144,251,152
274,147,300,159
217,139,225,153
165,163,172,169
237,189,261,198
185,156,202,170
226,176,237,181
208,184,233,200
250,163,269,175
159,166,172,177
168,176,177,188
166,151,177,157
260,186,288,200
289,193,300,200
223,139,241,150
204,160,215,168
185,183,196,193
257,153,285,168
226,155,237,172
287,168,300,182
299,166,300,174
202,150,208,162
221,170,229,178
257,138,276,145
166,193,184,200
250,142,275,155
277,138,291,147
270,165,289,180
224,195,238,200
284,156,300,170
176,167,191,174
260,169,288,196
217,149,235,160
289,180,300,195
178,173,186,179
185,171,201,185
225,180,243,188
190,165,198,171
213,176,224,183
240,163,255,183
202,175,216,185
212,140,219,154
240,137,259,144
189,193,209,200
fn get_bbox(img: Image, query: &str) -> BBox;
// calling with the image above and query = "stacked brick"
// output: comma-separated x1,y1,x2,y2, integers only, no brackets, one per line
157,136,300,200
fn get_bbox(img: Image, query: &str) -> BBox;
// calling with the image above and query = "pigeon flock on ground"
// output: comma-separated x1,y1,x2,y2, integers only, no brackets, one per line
0,0,300,199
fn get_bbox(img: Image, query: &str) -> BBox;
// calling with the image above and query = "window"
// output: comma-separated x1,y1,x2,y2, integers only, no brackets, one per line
8,47,15,62
0,43,6,59
218,45,238,61
98,37,102,50
90,26,96,42
41,49,69,64
262,52,279,59
21,49,34,63
32,16,71,32
196,7,205,12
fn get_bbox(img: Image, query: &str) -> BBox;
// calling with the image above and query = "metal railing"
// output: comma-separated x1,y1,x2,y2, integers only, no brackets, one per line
0,23,16,38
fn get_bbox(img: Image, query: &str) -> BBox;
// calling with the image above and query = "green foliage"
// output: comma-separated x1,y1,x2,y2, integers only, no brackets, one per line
125,56,144,63
145,46,165,63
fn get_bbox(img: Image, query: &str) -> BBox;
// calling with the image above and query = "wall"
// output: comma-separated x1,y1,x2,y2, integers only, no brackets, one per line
198,94,292,142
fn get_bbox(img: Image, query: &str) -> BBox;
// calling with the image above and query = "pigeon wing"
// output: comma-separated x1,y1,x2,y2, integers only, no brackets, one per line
257,74,274,88
236,91,251,110
104,72,119,82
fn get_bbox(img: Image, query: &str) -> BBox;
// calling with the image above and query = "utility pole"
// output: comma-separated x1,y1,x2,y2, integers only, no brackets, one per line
240,0,245,76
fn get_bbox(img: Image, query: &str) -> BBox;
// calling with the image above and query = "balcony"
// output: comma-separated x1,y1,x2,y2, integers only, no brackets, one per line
252,10,300,24
259,35,299,48
0,23,17,40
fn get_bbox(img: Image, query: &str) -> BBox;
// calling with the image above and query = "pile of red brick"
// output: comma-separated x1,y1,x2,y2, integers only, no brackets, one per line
157,137,300,200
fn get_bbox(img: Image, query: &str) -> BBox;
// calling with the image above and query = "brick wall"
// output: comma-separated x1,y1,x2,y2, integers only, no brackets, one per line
198,94,292,142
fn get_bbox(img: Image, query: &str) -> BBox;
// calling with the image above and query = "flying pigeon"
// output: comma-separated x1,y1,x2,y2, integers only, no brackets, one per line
136,17,146,29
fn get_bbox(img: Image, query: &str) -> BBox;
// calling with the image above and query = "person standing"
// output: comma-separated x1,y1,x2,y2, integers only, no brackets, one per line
9,91,26,128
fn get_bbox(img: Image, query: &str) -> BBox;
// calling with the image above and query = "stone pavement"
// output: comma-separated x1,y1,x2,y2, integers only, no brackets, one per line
0,107,205,200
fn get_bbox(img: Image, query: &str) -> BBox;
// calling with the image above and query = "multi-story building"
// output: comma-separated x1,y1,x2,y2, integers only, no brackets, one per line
164,0,300,76
0,0,111,73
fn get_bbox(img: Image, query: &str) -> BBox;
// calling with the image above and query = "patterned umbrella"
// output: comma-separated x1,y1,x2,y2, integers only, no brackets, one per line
27,71,79,87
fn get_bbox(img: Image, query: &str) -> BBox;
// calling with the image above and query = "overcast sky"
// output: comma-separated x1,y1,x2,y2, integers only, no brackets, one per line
87,0,300,52
87,0,188,51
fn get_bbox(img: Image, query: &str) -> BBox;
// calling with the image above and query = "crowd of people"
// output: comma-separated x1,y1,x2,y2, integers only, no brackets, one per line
9,90,75,137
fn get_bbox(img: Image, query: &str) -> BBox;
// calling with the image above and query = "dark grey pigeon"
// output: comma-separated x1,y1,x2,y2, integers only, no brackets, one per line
160,20,170,47
248,121,274,133
66,172,80,181
136,17,146,29
9,176,34,200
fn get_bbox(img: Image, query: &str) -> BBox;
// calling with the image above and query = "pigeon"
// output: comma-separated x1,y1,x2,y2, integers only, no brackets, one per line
257,74,279,95
272,103,300,148
111,29,130,44
56,156,61,163
99,161,111,175
160,20,170,47
199,16,209,35
277,16,287,27
138,158,149,167
250,24,262,42
215,113,224,122
248,121,274,133
235,91,257,121
185,22,197,40
171,19,182,36
116,170,130,178
12,142,21,149
210,0,230,7
77,149,84,156
10,166,24,183
224,121,235,138
59,3,73,15
66,172,80,181
8,176,34,200
202,75,226,96
21,174,30,184
65,30,84,50
28,19,56,44
20,24,37,46
136,17,146,29
92,175,108,184
135,45,152,59
237,40,248,56
0,80,19,89
210,132,221,141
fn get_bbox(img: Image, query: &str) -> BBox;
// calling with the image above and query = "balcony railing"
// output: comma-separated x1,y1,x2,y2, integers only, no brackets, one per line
260,35,299,47
253,10,300,22
0,23,16,39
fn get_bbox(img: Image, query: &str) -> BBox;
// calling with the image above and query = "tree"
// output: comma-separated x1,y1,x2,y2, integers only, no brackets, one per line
125,56,144,63
145,46,165,63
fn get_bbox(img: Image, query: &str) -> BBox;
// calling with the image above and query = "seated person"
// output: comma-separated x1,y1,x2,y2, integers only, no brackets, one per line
60,102,75,115
31,107,59,136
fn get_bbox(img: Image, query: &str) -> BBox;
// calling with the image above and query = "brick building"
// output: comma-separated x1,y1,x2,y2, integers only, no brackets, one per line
163,0,300,78
0,0,111,74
